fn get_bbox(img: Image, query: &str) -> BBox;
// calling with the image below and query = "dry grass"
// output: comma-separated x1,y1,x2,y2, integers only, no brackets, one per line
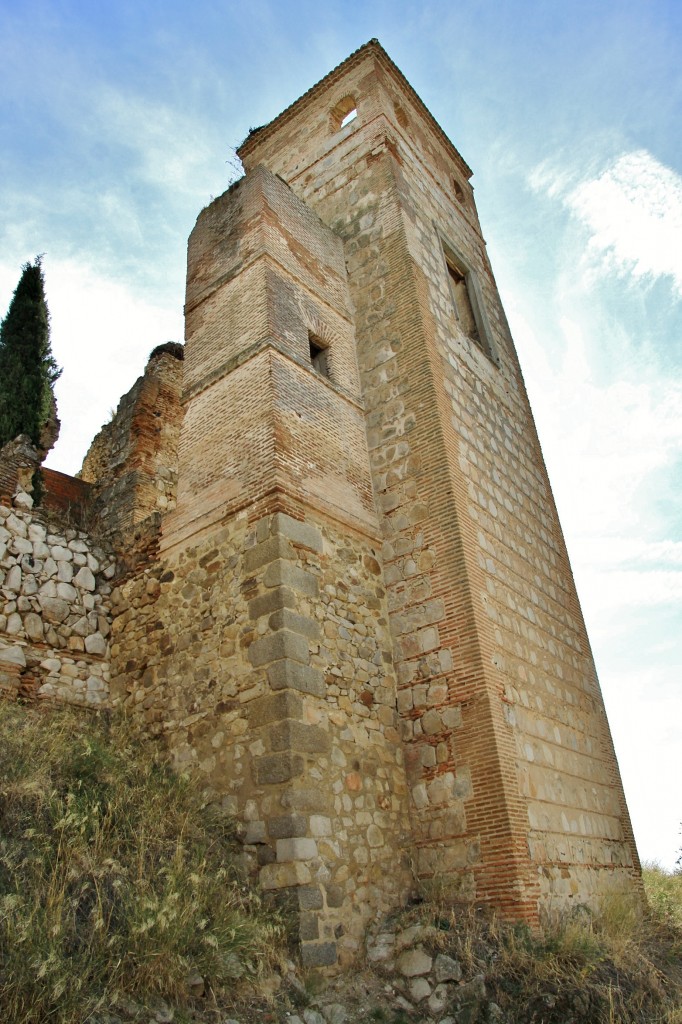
1,698,680,1024
644,862,682,931
397,870,682,1024
0,702,285,1024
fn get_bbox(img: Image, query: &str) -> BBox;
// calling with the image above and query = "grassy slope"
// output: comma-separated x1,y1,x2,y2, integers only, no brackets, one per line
0,701,680,1024
0,702,284,1024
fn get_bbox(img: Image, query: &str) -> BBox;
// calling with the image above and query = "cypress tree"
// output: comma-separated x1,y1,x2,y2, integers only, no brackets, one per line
0,257,61,448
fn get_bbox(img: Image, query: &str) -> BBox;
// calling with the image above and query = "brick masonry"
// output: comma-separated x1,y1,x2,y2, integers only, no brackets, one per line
238,40,641,922
0,39,641,967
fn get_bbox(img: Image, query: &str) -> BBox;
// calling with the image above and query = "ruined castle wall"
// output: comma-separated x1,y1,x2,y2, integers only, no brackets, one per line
0,499,114,706
239,45,639,917
80,350,183,536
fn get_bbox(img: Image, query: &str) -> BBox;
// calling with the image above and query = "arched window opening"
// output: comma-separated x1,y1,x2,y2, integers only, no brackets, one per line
330,95,358,133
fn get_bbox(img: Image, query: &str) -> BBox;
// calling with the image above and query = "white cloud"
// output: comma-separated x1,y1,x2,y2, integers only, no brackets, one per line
578,536,682,569
507,292,682,866
532,149,682,296
602,662,682,870
92,87,232,200
519,313,682,539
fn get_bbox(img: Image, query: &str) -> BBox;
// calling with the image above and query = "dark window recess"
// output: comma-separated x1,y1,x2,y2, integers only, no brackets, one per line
453,178,466,204
309,334,330,377
447,263,479,343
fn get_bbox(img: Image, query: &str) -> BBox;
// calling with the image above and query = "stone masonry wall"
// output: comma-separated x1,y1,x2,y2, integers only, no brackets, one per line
109,508,413,967
392,125,637,907
1,40,640,963
0,495,114,706
107,165,415,968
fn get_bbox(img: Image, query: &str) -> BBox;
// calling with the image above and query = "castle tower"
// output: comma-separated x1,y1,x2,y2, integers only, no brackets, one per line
237,40,640,921
108,40,640,971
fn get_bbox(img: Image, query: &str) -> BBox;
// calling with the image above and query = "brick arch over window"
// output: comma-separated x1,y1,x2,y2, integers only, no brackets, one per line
330,94,358,132
303,314,336,350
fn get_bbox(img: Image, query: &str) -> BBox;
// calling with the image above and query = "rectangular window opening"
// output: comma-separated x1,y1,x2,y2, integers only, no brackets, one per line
439,234,499,365
309,334,330,377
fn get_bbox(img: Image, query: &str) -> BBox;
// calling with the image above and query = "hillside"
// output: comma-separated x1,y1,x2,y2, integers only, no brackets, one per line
0,702,680,1024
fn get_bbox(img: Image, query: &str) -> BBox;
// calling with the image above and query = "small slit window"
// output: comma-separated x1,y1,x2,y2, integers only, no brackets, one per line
394,104,409,129
309,333,330,377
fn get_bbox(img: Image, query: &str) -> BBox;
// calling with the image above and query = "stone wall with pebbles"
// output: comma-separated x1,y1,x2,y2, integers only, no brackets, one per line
109,506,414,969
0,494,115,706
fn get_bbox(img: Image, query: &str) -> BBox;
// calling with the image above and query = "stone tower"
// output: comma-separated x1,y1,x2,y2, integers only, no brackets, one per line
103,40,640,967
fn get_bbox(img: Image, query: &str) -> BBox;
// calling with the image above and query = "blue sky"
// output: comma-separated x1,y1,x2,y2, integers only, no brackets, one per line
1,0,680,869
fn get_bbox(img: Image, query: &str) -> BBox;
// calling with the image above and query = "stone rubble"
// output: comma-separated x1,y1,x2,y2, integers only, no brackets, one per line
88,916,506,1023
0,492,114,706
360,919,494,1023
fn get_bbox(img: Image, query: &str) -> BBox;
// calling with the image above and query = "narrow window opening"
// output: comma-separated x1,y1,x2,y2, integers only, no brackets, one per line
453,178,466,204
309,334,330,377
440,235,498,365
340,108,357,128
447,262,479,343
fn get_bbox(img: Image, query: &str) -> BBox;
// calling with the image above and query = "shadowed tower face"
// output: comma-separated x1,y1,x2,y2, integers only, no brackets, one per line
237,40,640,922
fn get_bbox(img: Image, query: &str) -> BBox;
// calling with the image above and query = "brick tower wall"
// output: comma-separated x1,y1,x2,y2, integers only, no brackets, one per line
80,350,183,537
239,42,640,919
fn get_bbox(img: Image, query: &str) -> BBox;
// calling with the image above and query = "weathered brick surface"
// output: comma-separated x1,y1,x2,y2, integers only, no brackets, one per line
165,167,377,553
80,348,183,535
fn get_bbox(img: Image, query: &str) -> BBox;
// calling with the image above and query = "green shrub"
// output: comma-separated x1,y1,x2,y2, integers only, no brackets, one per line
0,703,284,1024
